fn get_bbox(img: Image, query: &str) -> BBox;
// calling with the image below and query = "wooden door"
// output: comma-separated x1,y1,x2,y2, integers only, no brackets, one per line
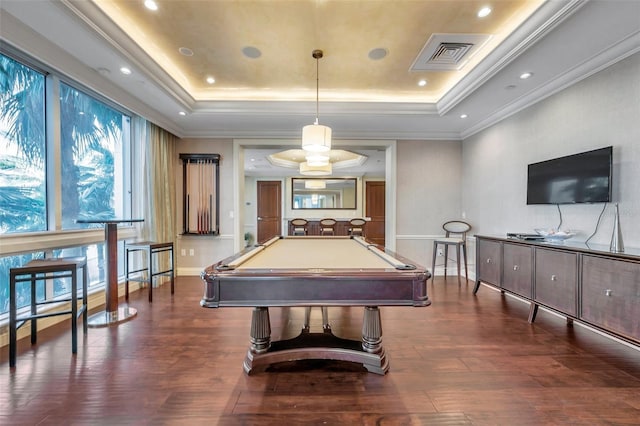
257,181,281,244
365,181,385,247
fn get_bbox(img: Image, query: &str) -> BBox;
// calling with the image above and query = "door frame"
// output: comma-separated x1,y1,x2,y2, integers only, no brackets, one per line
233,139,397,251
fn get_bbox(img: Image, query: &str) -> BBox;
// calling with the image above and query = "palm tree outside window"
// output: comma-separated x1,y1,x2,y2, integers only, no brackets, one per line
0,51,133,316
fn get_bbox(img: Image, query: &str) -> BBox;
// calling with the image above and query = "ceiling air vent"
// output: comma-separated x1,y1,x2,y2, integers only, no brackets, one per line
410,34,492,71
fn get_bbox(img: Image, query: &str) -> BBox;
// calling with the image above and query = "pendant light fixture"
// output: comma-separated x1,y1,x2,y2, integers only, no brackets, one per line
304,179,327,189
301,49,332,153
299,161,332,176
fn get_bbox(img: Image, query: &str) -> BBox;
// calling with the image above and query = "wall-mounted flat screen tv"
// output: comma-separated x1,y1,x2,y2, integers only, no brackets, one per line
527,146,612,205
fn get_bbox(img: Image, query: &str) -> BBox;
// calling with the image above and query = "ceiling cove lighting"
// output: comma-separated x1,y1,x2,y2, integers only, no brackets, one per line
302,49,332,153
299,162,332,176
305,180,326,189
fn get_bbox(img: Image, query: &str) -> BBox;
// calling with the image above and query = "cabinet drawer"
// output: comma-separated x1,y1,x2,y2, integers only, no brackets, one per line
503,243,533,298
581,255,640,341
535,248,577,316
477,239,501,286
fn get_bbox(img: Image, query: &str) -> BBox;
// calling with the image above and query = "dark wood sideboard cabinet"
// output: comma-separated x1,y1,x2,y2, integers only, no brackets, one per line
474,235,640,346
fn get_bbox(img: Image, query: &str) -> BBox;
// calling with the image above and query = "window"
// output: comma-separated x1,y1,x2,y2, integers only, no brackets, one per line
0,54,46,234
0,50,134,318
59,82,130,229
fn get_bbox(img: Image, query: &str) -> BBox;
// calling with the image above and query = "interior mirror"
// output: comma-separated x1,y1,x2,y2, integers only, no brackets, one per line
292,178,357,210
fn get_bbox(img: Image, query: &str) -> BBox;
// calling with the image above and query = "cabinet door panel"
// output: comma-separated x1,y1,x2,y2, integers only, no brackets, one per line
535,248,577,316
477,239,501,286
503,243,533,298
581,255,640,341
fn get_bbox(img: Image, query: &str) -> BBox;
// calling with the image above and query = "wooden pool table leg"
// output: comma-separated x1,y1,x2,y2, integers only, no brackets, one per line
244,306,389,375
361,306,388,374
249,307,271,354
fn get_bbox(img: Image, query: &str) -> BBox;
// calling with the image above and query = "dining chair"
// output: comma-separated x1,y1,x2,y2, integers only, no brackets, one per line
348,218,367,237
290,218,309,236
319,218,337,236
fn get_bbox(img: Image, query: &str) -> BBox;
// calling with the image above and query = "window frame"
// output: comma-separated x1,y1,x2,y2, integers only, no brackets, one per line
0,47,140,319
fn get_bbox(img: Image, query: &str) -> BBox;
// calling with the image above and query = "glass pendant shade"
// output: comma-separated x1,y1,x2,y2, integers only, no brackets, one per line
299,161,332,176
302,123,332,152
305,153,330,166
305,180,326,189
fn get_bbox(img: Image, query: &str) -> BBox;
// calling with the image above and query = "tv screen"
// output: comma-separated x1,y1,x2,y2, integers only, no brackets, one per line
527,146,612,205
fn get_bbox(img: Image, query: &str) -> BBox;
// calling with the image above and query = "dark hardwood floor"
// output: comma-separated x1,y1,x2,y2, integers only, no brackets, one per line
2,276,639,425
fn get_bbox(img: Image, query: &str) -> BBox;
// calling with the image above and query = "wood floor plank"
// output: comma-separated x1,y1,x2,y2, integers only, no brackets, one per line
1,276,639,425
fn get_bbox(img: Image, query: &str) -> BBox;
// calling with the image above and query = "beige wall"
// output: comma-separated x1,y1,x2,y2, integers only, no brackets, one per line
395,139,462,269
175,138,235,275
462,52,640,263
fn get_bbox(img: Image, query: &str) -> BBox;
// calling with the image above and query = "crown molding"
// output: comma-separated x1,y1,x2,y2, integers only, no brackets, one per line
460,31,640,140
59,0,195,108
437,0,586,115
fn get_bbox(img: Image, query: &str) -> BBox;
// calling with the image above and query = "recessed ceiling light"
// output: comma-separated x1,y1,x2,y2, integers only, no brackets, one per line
178,111,186,116
120,67,132,75
477,7,492,18
96,67,110,76
460,114,468,119
520,72,533,79
418,79,427,87
144,0,158,11
505,84,517,90
368,48,388,60
179,47,194,57
242,46,262,59
206,76,215,84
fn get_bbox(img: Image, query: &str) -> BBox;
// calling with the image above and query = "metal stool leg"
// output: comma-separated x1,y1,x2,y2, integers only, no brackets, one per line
443,245,449,279
457,244,462,284
303,307,311,332
431,241,438,284
321,307,330,332
462,242,469,282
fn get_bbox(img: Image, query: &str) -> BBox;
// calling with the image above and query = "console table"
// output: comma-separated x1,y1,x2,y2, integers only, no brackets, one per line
76,218,143,327
474,235,640,346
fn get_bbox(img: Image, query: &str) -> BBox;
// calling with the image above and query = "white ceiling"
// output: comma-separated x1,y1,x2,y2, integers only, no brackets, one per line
1,0,639,177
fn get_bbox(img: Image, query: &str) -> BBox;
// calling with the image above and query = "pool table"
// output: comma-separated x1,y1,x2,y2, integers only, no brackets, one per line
201,236,431,374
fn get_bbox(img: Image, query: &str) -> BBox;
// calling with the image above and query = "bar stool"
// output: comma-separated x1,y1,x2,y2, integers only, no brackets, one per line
125,241,175,302
431,221,471,284
9,257,88,368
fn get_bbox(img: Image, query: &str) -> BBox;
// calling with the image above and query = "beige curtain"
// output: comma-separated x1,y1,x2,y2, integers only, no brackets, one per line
142,122,177,246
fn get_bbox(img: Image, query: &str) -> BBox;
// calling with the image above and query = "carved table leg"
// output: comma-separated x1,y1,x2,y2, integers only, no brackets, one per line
244,307,272,374
362,306,382,353
250,307,271,354
361,306,388,374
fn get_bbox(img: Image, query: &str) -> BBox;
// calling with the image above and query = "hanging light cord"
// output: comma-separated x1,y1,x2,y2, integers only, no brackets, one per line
312,49,323,125
315,54,319,124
